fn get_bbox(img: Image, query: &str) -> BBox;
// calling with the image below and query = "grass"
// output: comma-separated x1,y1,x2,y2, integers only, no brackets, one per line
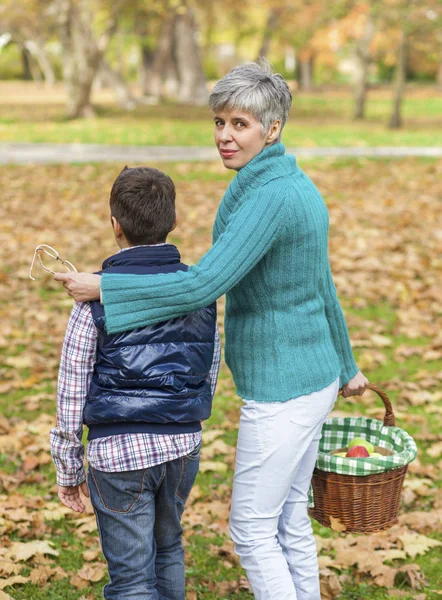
0,158,441,598
0,82,441,148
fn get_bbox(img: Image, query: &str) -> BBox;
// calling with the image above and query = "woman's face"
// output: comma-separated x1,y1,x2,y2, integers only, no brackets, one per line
213,109,280,171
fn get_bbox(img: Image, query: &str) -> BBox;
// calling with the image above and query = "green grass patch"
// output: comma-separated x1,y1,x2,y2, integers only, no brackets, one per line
1,84,441,147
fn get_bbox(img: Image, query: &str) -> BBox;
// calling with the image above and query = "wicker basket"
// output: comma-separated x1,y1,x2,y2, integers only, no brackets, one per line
308,384,413,534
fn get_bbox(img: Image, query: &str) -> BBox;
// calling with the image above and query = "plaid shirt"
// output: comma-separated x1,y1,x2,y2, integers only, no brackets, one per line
50,281,221,487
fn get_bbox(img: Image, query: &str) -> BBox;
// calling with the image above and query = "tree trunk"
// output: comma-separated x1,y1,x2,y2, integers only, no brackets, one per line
353,14,374,120
255,8,280,60
56,0,121,118
174,4,208,105
139,43,155,96
437,41,442,89
388,30,408,129
143,8,178,99
142,2,207,105
23,40,55,85
298,54,314,90
100,60,137,110
21,46,32,80
203,0,215,55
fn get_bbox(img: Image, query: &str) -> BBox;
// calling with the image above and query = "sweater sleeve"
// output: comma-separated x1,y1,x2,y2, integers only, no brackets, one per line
102,186,286,333
321,262,359,387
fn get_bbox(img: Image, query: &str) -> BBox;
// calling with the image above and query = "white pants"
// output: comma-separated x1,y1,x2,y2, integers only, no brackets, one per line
230,377,339,600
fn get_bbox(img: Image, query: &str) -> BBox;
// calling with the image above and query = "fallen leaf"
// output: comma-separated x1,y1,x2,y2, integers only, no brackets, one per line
70,574,89,590
82,549,101,562
399,533,442,559
0,575,28,589
76,563,106,583
29,565,55,585
202,429,224,443
199,461,228,473
200,440,234,460
319,567,342,600
329,516,347,532
4,540,59,562
426,441,442,458
396,563,428,589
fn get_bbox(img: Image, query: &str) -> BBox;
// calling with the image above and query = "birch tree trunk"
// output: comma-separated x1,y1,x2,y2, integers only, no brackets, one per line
388,30,408,129
353,15,374,120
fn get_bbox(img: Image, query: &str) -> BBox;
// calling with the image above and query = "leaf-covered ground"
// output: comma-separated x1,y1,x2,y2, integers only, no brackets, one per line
1,82,442,147
1,158,442,599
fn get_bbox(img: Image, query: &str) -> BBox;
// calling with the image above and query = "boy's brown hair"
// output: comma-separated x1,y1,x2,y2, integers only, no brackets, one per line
110,166,176,245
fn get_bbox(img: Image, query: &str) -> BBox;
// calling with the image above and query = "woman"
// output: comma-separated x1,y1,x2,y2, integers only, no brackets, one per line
57,61,368,600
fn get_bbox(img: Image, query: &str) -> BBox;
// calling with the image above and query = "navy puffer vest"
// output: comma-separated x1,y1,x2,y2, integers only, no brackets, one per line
84,245,217,440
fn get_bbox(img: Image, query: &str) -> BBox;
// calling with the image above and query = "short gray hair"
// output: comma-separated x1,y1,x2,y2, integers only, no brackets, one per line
209,59,292,142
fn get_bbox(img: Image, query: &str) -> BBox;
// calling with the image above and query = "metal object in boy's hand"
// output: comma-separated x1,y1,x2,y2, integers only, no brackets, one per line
29,244,78,281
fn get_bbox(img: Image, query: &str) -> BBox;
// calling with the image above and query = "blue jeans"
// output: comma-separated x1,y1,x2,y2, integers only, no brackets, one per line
88,444,201,600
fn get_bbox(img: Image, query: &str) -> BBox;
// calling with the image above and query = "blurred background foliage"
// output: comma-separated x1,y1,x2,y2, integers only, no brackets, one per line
0,0,441,127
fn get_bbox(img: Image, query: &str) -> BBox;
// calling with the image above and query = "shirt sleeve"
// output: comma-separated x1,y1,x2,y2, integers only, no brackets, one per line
321,262,359,387
50,302,97,486
208,326,221,398
101,186,286,333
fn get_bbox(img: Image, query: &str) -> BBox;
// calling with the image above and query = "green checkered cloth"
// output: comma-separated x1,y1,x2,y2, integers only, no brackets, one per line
308,416,417,507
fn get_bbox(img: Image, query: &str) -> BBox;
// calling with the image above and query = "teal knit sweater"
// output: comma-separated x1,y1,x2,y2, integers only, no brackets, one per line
102,143,359,402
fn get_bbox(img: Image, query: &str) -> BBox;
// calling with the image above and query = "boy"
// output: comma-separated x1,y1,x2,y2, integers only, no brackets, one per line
50,166,220,600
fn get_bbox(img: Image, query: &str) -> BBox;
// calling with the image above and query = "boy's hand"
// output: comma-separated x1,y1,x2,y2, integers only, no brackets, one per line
58,481,90,513
341,371,369,398
54,272,101,303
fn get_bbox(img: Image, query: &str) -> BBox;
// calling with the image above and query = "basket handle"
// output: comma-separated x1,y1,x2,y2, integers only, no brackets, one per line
338,383,395,427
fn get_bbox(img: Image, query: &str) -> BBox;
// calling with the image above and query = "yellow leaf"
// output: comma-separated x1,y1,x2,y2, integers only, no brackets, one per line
82,549,101,562
399,533,442,559
29,565,54,585
329,516,347,532
4,540,59,562
41,503,72,521
426,442,442,458
200,440,234,460
0,575,28,589
199,461,228,473
4,356,32,369
202,429,225,443
76,563,106,583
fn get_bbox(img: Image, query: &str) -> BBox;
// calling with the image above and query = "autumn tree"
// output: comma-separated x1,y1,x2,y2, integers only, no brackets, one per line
279,0,348,90
352,5,375,119
55,0,126,118
381,0,439,128
0,0,56,84
136,0,208,105
255,7,282,60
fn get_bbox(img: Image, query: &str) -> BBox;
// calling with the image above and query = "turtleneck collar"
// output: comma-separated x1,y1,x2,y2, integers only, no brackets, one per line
102,244,181,270
229,143,297,198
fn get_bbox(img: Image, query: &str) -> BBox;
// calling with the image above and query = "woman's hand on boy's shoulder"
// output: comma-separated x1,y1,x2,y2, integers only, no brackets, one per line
54,272,101,303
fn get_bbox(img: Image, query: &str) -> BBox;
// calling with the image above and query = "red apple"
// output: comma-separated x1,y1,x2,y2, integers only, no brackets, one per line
346,445,370,458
